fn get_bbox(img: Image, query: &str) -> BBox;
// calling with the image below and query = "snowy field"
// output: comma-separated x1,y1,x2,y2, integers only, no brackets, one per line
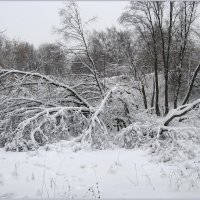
0,141,200,199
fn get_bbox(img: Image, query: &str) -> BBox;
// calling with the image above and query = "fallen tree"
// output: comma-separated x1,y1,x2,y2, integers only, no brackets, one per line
3,106,92,151
113,98,200,162
0,69,95,150
70,86,119,149
0,68,135,151
2,68,200,162
1,85,132,151
0,69,92,108
158,98,200,136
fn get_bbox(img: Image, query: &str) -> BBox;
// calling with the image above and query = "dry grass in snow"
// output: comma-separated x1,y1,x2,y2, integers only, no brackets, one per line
0,141,200,199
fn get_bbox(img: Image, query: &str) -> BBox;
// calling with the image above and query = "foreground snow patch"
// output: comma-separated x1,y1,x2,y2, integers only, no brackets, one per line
0,141,200,199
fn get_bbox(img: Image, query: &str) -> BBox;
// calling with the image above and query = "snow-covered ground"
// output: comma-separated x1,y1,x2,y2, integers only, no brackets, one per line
0,141,200,199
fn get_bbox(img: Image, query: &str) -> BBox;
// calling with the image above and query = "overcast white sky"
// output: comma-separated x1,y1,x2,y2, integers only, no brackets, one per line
0,1,128,48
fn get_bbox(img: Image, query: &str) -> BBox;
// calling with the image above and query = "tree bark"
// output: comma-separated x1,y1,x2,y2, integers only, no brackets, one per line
173,68,182,109
141,83,148,109
151,76,155,108
154,56,160,116
182,62,200,105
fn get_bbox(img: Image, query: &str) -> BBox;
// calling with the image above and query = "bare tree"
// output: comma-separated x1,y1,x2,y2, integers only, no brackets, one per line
56,1,104,98
173,1,198,108
120,1,161,115
151,1,175,115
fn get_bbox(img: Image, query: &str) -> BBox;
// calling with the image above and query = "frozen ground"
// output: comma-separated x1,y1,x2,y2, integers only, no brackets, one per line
0,141,200,199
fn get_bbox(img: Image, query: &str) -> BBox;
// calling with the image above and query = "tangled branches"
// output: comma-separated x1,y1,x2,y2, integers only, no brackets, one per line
115,100,200,162
2,106,91,151
2,68,200,158
0,69,134,151
0,69,92,108
0,69,94,151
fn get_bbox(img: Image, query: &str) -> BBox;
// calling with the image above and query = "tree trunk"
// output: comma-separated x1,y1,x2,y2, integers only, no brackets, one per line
154,57,160,116
174,69,182,108
164,71,169,114
151,77,155,108
182,62,200,105
141,83,148,109
164,2,173,115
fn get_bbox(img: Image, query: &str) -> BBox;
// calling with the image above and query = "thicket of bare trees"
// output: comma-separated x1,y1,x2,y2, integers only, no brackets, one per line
120,1,200,115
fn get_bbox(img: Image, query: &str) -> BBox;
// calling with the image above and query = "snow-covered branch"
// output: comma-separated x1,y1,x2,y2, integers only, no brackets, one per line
2,106,92,151
78,86,118,146
0,69,92,108
162,98,200,126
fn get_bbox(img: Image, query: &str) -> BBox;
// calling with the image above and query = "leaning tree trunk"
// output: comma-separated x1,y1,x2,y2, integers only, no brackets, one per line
182,62,200,105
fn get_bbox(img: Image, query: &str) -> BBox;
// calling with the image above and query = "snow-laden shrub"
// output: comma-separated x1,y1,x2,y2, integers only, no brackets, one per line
152,128,200,162
101,85,141,132
115,122,200,162
114,123,157,149
1,107,90,151
5,139,36,152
